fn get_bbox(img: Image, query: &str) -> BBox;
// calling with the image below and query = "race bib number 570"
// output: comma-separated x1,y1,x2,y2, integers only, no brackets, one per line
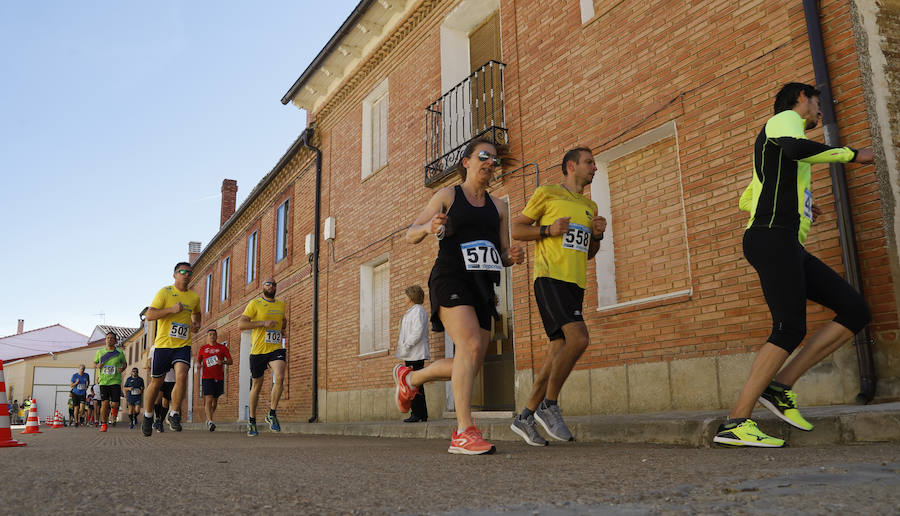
460,240,502,272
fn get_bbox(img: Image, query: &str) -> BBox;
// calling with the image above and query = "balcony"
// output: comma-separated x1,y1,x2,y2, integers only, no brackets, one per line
424,60,508,186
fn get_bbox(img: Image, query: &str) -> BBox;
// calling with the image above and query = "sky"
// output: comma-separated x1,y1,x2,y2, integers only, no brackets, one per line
0,1,360,338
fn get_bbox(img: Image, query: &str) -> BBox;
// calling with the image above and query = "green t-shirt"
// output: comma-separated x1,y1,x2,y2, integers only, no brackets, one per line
94,348,127,386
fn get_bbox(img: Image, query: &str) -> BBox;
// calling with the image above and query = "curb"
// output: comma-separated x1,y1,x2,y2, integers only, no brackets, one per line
182,402,900,447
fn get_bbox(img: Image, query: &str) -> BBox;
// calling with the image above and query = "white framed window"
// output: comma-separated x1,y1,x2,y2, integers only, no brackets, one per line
361,78,389,179
276,200,289,263
590,121,693,312
246,231,258,283
359,254,390,355
579,0,594,23
220,257,230,302
205,273,213,312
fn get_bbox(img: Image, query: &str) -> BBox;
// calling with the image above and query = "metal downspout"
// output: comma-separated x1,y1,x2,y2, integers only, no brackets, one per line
803,0,877,403
301,127,323,421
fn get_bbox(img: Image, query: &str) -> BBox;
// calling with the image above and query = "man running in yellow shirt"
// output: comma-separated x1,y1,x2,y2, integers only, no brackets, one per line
141,262,201,436
239,278,288,436
510,147,606,445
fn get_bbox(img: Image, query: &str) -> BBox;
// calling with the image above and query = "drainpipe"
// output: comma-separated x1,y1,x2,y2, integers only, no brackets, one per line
803,0,877,403
301,127,323,421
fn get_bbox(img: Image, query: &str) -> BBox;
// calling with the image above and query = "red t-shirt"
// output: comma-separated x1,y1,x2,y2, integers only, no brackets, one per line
197,343,232,381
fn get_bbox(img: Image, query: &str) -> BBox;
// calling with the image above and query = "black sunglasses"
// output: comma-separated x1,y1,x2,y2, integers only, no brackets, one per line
477,150,501,167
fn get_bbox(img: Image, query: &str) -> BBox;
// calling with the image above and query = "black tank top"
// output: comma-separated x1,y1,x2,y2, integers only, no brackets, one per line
431,185,501,285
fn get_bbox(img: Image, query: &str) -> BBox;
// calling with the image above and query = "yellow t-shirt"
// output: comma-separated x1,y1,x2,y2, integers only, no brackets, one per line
150,286,200,349
242,297,286,355
522,184,598,289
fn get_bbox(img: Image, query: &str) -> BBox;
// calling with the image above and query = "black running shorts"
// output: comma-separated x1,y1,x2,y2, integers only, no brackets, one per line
201,378,225,398
743,228,870,353
428,273,496,332
160,381,175,401
249,349,286,379
99,384,122,402
534,277,585,341
151,346,191,378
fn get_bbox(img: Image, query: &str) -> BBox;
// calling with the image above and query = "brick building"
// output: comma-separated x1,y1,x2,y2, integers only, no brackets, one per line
187,0,900,424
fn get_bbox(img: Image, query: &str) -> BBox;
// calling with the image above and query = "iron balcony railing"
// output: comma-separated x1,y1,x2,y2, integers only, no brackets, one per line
425,60,508,186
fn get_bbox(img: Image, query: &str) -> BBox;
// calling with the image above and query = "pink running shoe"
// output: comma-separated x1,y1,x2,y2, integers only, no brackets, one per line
392,364,417,413
448,426,495,455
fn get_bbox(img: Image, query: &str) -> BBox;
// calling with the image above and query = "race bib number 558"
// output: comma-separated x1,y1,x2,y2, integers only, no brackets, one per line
460,240,502,272
562,223,591,253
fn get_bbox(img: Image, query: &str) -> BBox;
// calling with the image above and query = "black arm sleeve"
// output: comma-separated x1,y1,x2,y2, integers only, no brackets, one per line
772,137,837,160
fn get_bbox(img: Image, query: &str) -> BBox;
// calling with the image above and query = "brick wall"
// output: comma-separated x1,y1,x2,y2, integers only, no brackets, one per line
606,136,690,304
186,0,900,422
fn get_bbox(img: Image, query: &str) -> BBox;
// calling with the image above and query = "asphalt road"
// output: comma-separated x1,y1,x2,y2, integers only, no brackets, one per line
2,424,899,515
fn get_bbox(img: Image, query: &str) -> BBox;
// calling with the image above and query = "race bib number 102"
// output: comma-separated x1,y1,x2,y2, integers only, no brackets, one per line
265,330,282,345
460,240,502,272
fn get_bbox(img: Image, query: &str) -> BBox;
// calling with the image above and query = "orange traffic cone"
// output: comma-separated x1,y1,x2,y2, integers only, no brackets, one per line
51,410,64,429
20,401,42,434
0,360,27,447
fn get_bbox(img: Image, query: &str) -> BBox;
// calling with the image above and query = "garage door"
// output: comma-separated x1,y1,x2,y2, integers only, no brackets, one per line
33,366,79,420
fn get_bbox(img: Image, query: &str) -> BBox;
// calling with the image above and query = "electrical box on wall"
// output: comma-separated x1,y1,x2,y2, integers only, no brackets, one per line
324,217,336,240
305,234,314,256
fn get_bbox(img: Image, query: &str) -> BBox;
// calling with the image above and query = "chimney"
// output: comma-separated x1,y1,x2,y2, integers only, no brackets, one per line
221,179,238,227
188,241,202,264
17,319,24,334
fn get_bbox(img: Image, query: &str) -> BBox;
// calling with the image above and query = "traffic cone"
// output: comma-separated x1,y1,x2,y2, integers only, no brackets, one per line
0,360,27,447
52,410,64,429
20,402,42,434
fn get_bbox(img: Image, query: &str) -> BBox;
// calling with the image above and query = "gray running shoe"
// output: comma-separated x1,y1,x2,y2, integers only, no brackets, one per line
534,402,574,441
510,414,548,446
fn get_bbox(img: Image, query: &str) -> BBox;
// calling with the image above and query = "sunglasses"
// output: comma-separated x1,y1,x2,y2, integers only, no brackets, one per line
263,281,276,286
177,269,193,276
477,150,501,167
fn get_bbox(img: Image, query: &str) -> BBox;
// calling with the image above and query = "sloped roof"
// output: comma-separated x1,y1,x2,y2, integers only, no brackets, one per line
0,324,89,362
87,325,140,345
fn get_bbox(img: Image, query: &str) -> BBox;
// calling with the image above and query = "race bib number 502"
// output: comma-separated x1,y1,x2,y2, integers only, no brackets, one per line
168,322,189,340
460,240,502,272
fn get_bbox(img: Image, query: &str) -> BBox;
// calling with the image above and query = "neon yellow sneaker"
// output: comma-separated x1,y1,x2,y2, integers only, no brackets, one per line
713,419,785,448
759,384,814,431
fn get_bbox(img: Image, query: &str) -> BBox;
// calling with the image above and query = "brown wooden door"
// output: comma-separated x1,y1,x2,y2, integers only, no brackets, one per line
468,12,502,138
